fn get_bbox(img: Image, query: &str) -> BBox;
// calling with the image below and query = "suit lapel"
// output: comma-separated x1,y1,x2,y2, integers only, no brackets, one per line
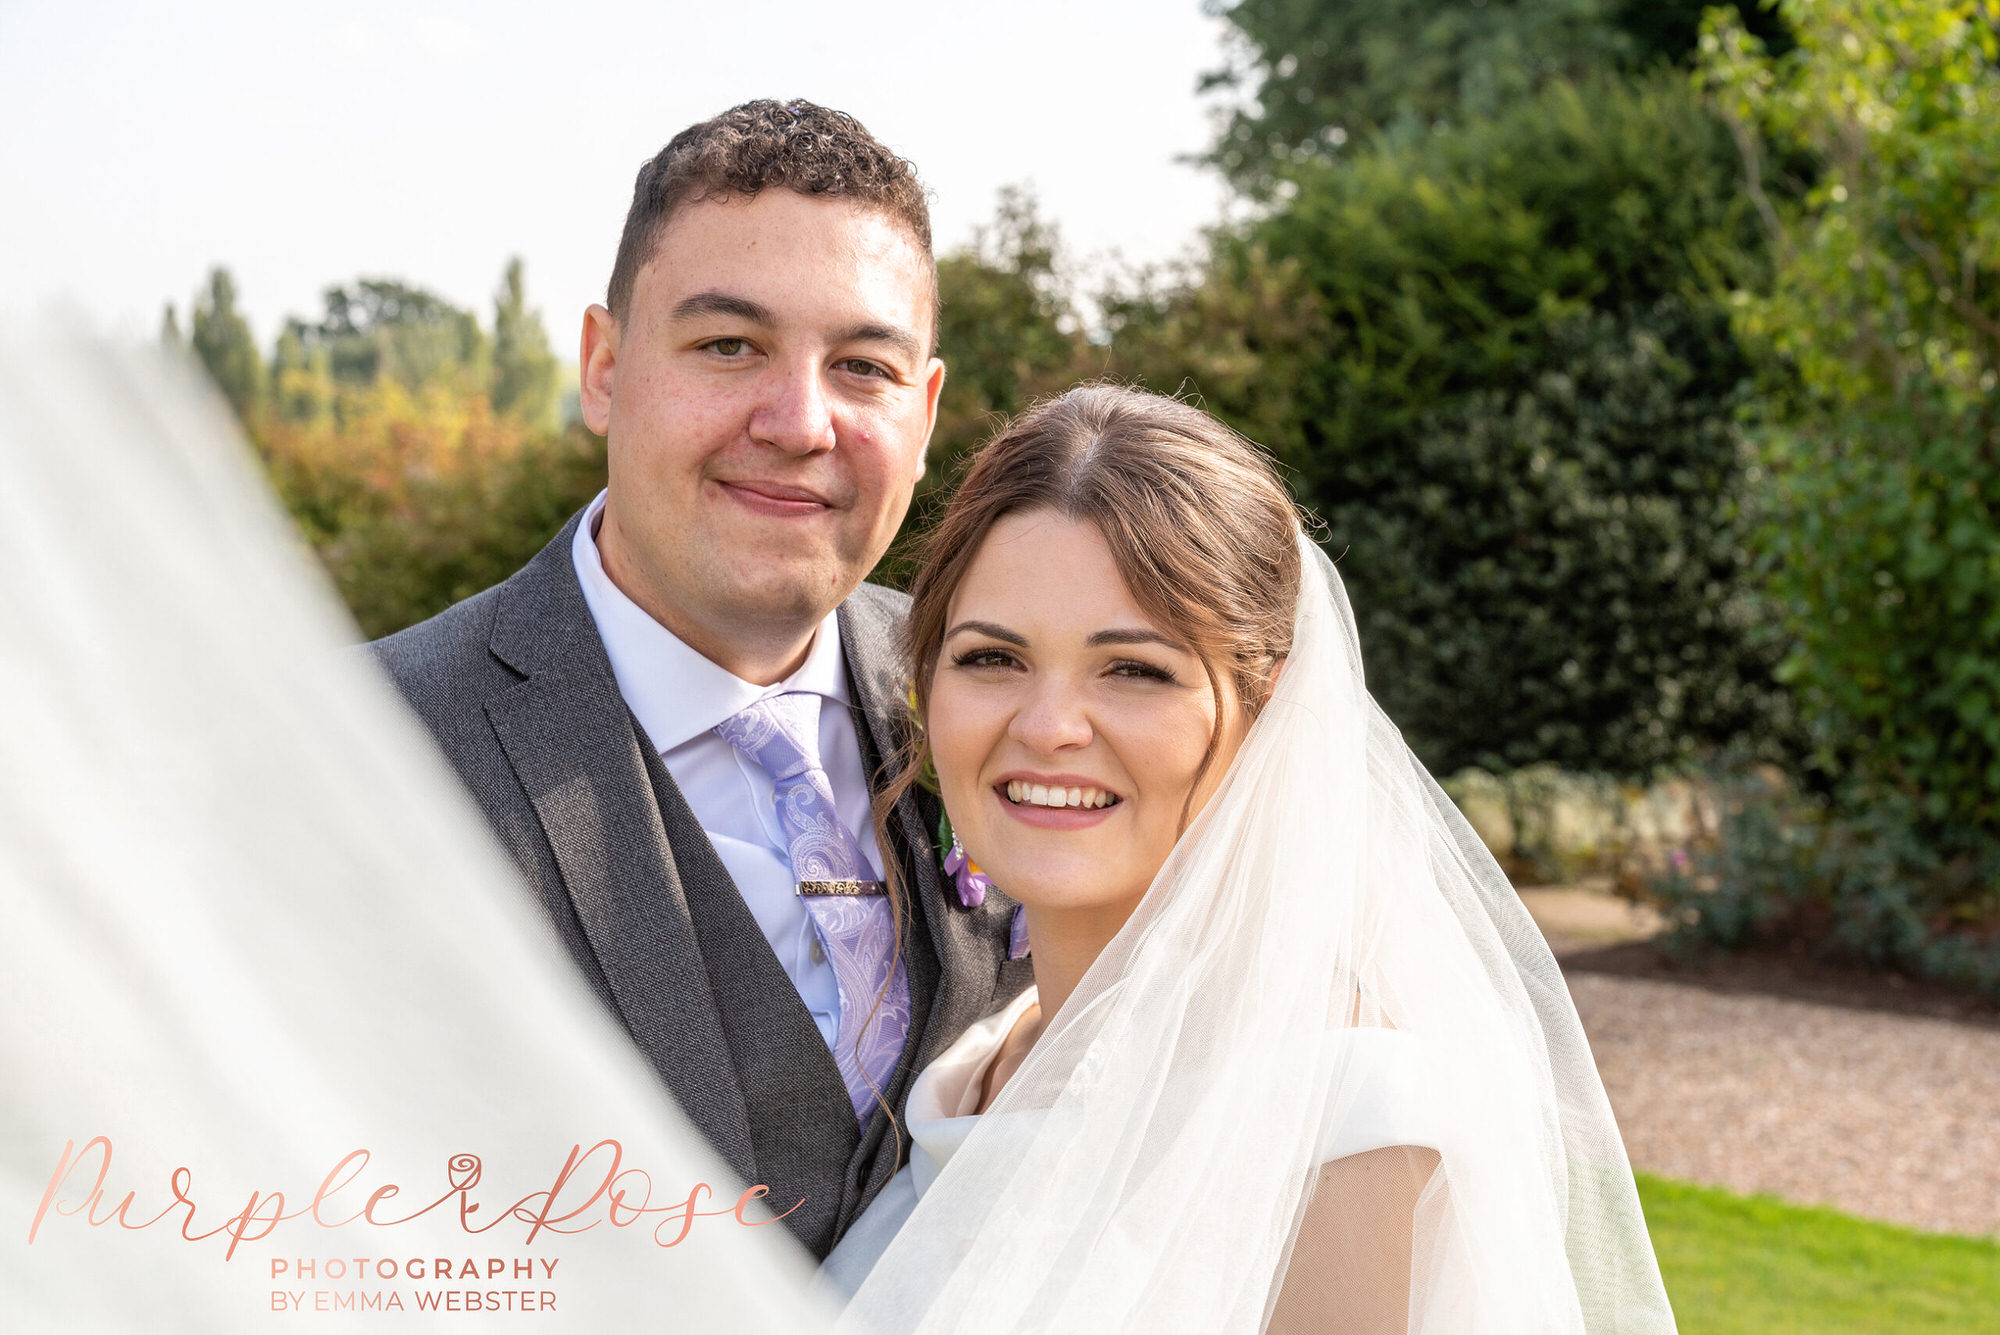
482,518,756,1185
835,590,1021,1227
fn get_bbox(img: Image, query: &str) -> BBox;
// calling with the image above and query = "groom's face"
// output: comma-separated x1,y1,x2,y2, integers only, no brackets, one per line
580,190,944,674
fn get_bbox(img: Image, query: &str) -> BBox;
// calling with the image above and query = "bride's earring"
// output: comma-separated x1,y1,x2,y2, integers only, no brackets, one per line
939,824,1028,961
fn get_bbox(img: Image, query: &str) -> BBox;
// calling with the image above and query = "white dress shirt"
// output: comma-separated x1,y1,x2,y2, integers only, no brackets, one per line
570,489,883,1049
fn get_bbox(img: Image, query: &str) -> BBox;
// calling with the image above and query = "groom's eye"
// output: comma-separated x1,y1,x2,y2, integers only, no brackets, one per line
704,337,750,356
838,357,890,379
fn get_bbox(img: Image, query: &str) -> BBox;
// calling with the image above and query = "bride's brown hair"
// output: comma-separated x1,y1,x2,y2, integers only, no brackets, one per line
856,383,1303,1131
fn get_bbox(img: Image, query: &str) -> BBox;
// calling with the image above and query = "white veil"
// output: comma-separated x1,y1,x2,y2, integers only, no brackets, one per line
0,327,833,1331
835,522,1679,1330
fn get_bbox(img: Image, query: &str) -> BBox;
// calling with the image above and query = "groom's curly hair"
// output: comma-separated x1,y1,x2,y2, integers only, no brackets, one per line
605,99,936,343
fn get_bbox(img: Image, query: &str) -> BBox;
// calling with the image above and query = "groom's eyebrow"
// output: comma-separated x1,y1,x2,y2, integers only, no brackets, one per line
670,291,774,325
945,620,1026,646
833,321,925,364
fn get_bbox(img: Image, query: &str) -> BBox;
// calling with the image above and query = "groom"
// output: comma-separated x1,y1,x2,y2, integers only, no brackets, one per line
370,100,1028,1259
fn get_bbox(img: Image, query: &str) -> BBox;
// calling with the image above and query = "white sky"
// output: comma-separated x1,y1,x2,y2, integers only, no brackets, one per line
0,0,1239,353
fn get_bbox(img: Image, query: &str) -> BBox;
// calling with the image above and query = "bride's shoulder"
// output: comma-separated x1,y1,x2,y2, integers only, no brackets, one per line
912,986,1042,1120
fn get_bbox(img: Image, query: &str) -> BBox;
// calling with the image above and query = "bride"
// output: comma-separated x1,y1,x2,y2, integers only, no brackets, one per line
820,385,1677,1332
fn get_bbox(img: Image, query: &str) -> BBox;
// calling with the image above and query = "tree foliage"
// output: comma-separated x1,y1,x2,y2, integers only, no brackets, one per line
190,267,263,422
491,257,561,432
1202,0,1791,187
279,279,488,402
256,379,604,639
1203,0,1626,185
929,188,1085,475
1703,0,2000,842
1149,74,1790,775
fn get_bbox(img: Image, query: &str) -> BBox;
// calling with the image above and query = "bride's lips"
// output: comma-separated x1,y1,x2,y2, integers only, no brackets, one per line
715,479,835,518
992,773,1122,830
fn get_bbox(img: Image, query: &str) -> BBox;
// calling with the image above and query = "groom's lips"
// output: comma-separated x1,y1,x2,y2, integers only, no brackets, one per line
715,479,836,517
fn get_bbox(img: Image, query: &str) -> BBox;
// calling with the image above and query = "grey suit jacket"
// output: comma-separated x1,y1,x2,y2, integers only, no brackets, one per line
368,508,1031,1258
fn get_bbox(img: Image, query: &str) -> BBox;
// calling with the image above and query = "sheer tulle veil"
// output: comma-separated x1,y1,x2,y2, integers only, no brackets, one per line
1,329,1673,1331
835,500,1678,1329
0,328,834,1330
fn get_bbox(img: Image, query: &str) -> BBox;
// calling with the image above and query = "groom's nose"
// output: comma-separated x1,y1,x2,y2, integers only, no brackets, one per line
748,356,837,456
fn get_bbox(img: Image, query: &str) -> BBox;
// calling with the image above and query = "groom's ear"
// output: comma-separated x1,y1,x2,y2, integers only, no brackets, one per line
580,303,619,437
914,356,946,484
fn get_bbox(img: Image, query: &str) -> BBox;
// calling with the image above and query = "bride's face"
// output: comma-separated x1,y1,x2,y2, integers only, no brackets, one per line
928,509,1252,926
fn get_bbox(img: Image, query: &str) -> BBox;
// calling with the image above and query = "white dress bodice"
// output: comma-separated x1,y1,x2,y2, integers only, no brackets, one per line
816,986,1445,1303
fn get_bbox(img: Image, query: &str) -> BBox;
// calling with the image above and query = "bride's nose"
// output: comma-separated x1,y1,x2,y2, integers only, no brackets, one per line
1006,677,1093,754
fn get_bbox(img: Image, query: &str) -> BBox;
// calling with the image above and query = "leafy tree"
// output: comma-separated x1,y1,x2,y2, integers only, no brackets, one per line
1702,0,2000,841
160,303,184,350
190,267,264,422
1202,0,1789,187
490,257,560,431
929,188,1085,467
1202,0,1627,186
1612,0,1791,68
282,279,487,397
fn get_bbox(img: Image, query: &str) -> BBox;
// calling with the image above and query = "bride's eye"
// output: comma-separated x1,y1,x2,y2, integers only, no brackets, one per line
951,647,1020,671
1109,658,1179,684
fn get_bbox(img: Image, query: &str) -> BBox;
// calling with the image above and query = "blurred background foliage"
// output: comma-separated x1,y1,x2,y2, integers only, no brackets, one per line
174,0,2000,993
166,257,599,638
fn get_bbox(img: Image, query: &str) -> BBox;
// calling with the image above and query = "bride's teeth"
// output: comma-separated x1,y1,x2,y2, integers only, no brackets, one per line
1003,781,1119,809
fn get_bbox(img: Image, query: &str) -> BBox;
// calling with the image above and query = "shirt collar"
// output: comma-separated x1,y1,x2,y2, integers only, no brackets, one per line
570,490,851,754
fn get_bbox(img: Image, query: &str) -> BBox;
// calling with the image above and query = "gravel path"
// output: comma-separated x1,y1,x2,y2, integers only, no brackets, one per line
1569,972,2000,1238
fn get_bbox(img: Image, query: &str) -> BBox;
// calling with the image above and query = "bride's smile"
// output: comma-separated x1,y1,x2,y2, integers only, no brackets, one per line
926,507,1253,949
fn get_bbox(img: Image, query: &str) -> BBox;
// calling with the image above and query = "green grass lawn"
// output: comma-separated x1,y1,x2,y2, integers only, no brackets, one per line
1636,1173,2000,1333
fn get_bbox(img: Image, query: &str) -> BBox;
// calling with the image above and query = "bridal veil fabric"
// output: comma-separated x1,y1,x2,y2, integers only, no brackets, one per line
835,541,1680,1328
0,328,834,1331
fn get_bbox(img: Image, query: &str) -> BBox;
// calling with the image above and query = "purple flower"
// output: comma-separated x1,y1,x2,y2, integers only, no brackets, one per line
942,836,995,908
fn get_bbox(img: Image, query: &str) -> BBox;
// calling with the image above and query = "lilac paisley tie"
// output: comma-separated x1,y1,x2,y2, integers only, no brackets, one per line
714,692,911,1123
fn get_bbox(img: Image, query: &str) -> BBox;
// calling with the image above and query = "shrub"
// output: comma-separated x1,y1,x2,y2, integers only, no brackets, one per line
1651,759,2000,998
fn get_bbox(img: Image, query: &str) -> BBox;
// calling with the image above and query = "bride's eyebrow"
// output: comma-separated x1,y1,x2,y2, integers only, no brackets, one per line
944,619,1026,646
1087,628,1190,654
